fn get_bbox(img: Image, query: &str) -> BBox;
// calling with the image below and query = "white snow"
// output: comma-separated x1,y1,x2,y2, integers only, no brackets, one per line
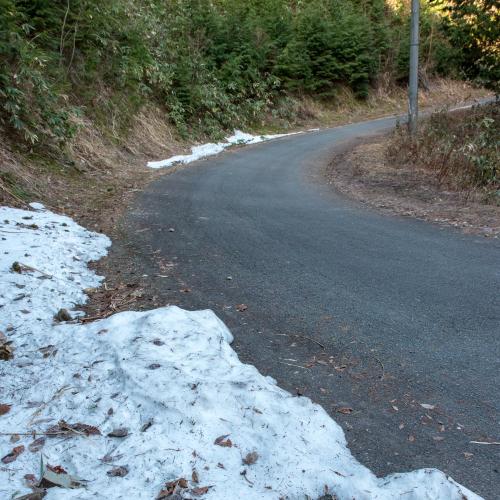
28,202,46,211
0,205,481,499
147,130,304,169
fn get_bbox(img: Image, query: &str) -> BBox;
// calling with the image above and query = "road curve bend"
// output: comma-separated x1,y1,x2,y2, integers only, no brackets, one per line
126,116,500,498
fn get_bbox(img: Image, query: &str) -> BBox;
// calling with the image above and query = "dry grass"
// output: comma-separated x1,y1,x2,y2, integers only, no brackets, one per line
270,78,492,132
0,105,190,233
0,78,493,235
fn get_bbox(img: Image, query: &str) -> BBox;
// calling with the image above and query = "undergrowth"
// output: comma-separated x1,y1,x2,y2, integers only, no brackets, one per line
387,102,499,202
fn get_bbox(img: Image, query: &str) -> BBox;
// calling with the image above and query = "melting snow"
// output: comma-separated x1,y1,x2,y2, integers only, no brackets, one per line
147,130,305,169
0,205,481,499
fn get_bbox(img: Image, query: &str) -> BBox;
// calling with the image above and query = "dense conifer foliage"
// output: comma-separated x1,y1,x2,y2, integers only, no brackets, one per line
0,0,494,146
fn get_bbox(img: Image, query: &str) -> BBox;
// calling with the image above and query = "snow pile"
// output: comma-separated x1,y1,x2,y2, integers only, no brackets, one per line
147,130,304,169
0,205,480,499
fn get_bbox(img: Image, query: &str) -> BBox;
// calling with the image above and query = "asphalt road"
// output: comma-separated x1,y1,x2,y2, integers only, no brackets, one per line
125,116,500,498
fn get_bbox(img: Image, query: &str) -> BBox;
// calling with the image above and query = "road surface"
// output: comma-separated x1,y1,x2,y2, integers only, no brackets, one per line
124,116,500,498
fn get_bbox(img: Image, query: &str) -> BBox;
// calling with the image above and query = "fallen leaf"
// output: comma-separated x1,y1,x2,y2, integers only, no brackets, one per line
192,469,199,483
242,451,259,465
399,423,405,430
433,436,445,441
0,336,14,360
156,478,188,498
100,452,123,464
392,406,399,411
46,420,101,437
214,434,233,447
463,452,474,459
148,363,161,370
107,466,129,477
180,288,191,293
39,345,57,358
29,437,46,453
141,418,154,432
336,407,353,415
2,445,25,463
107,427,128,438
408,434,415,442
47,465,67,474
236,304,248,312
0,403,11,416
40,463,86,489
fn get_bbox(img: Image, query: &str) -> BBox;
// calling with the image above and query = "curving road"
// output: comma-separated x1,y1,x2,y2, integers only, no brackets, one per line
126,116,500,498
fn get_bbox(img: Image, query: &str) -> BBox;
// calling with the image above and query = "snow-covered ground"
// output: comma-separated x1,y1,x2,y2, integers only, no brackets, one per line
0,205,481,499
147,130,311,169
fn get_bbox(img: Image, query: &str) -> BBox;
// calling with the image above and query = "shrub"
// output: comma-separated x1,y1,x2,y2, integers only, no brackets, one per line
387,102,499,195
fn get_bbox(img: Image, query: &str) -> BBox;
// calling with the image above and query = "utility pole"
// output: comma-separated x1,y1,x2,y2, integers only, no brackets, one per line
408,0,420,136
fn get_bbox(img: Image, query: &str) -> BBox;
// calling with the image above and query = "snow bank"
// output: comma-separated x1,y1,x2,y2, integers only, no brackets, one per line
147,130,305,169
0,205,481,499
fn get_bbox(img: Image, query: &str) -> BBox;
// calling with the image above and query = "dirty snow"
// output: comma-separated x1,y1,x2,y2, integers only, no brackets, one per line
0,205,481,499
147,130,306,169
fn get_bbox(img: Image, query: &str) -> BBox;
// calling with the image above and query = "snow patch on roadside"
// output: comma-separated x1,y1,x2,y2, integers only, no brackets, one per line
0,205,481,499
147,130,307,169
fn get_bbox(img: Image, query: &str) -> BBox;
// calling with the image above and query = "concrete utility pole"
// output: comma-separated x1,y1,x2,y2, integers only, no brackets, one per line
408,0,420,136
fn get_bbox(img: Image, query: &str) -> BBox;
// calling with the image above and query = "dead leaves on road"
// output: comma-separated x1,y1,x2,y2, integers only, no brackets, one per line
336,407,354,415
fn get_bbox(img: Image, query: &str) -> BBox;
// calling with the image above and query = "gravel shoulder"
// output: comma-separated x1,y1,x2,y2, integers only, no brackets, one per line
324,134,499,238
